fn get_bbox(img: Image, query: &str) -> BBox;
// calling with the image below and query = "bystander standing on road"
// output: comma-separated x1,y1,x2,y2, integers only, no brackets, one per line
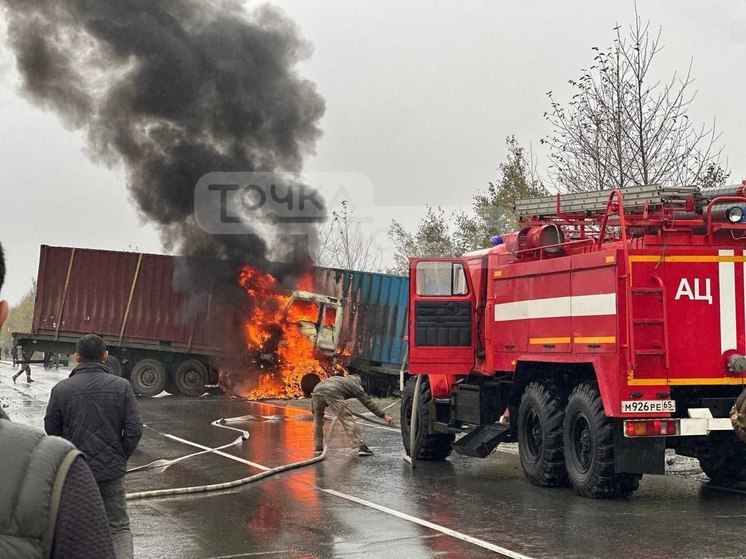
12,349,33,383
45,334,142,559
0,242,115,558
312,373,395,456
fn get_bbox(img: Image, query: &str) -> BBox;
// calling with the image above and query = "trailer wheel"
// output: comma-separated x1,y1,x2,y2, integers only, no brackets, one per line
517,381,567,487
106,355,123,377
130,359,167,397
563,383,641,499
174,359,207,397
697,433,746,483
401,376,454,460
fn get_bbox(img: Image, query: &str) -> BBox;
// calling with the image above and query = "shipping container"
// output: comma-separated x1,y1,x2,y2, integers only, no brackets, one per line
16,245,227,397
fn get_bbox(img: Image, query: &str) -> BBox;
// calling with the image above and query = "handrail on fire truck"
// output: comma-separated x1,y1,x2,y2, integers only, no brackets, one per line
599,189,629,250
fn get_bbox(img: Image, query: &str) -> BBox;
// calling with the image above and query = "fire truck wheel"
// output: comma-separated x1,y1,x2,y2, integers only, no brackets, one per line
130,358,167,397
697,433,746,483
174,359,208,397
517,381,567,487
563,383,641,499
400,376,454,460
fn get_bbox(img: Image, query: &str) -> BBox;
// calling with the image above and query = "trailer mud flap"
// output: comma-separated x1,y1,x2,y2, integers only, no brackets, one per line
614,421,665,475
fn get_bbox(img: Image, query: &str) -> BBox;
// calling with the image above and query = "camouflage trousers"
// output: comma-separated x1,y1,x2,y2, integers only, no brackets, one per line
312,394,364,451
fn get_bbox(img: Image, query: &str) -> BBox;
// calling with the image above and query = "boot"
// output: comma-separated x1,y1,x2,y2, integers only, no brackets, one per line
12,373,18,383
26,377,34,383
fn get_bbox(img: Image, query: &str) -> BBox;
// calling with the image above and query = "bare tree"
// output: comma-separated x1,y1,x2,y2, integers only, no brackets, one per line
542,11,727,192
388,206,456,275
387,137,546,274
315,201,384,272
452,136,547,253
0,280,36,349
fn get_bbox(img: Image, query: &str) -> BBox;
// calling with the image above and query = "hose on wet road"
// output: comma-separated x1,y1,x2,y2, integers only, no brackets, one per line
125,398,400,500
126,416,339,500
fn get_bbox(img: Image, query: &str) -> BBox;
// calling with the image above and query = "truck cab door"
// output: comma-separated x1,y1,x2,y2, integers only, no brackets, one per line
408,258,476,375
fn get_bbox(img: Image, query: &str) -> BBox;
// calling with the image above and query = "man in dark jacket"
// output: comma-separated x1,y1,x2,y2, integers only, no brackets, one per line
312,374,394,456
45,334,142,559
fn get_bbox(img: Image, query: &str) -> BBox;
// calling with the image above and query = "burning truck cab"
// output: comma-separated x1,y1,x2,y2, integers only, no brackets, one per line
401,183,746,499
221,269,346,400
286,291,343,358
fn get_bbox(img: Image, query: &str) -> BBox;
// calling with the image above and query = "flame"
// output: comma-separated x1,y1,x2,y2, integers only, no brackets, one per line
220,265,330,400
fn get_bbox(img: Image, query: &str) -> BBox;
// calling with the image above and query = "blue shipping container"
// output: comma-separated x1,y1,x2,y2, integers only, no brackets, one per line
313,267,408,381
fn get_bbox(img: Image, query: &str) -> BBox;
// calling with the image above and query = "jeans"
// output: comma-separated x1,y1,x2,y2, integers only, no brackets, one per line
98,477,134,559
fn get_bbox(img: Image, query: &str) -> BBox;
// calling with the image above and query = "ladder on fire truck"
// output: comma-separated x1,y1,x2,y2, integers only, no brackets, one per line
514,184,698,222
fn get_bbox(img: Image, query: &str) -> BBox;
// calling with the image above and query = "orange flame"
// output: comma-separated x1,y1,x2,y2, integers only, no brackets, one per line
220,265,330,400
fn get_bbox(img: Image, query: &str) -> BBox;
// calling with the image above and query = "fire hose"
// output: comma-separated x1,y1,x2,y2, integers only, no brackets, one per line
125,400,399,501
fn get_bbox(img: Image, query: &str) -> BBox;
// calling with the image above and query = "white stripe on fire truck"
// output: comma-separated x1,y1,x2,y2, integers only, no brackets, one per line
493,293,616,322
719,249,737,353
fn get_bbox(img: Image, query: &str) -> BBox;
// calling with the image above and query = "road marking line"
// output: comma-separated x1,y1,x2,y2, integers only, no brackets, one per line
319,488,535,559
161,434,270,471
141,426,270,471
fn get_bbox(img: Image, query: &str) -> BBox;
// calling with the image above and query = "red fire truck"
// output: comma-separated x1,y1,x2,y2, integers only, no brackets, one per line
400,183,746,498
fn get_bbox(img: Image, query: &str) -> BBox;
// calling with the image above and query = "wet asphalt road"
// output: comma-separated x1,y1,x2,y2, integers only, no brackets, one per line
1,360,745,559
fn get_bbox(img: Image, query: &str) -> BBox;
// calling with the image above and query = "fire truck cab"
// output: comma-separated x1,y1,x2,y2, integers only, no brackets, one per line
401,183,746,498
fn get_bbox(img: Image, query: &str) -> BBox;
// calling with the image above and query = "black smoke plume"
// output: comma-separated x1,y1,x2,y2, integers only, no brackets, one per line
0,0,325,277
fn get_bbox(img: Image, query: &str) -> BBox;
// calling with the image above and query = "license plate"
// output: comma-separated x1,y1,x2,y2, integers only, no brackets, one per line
621,400,676,413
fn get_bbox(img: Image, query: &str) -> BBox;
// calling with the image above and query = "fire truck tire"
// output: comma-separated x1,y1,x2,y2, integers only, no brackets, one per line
174,359,208,397
563,383,641,499
517,381,567,487
697,433,746,483
400,376,454,460
130,359,167,397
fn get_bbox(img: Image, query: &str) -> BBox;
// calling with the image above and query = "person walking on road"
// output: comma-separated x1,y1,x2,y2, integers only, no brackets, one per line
45,334,142,559
0,242,116,558
312,373,394,456
12,350,33,383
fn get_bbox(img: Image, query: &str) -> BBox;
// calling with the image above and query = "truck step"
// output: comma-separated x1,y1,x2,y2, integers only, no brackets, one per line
452,422,510,458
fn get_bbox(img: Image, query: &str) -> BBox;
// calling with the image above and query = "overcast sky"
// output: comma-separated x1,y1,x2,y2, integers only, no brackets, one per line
0,0,744,305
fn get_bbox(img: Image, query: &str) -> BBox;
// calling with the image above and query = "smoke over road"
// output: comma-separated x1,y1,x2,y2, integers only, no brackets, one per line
0,0,325,273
